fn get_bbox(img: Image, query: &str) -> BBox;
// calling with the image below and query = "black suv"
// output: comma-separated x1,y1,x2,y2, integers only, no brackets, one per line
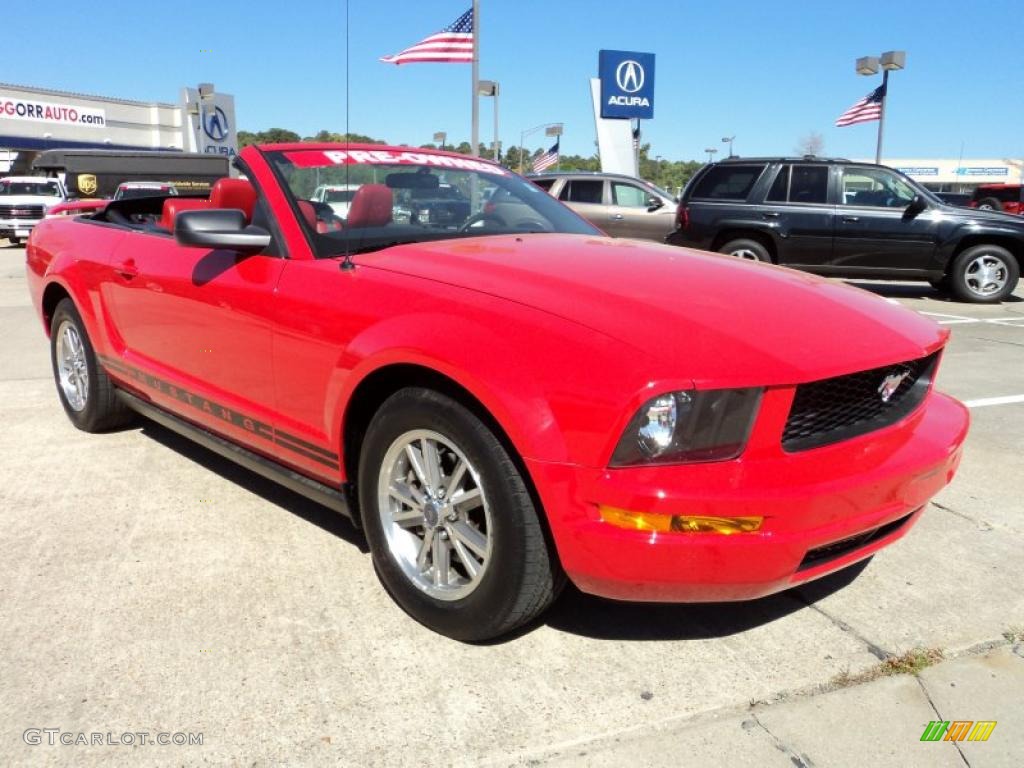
666,157,1023,302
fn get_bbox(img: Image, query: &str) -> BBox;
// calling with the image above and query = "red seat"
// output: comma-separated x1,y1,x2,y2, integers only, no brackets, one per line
347,184,392,228
210,178,257,222
161,198,211,232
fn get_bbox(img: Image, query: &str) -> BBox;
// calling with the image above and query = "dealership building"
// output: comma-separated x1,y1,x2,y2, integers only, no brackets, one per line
0,82,237,175
859,158,1023,193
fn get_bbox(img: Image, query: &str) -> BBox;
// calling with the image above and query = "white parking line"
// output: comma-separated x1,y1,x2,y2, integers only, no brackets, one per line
918,311,1024,326
963,395,1024,409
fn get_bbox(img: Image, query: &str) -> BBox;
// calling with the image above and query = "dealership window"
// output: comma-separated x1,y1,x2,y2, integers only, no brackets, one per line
611,182,648,207
560,179,603,205
690,164,766,201
841,167,916,208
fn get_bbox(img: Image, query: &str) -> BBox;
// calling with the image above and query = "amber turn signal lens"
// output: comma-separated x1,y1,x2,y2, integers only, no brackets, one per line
599,506,762,535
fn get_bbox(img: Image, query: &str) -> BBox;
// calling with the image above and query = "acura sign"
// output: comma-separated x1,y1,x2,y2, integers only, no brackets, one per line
599,50,655,119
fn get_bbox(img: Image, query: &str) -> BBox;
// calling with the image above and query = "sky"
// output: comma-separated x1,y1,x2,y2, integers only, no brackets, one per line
3,0,1021,163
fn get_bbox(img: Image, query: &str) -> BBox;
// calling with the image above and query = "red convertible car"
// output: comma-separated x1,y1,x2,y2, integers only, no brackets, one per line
26,144,969,641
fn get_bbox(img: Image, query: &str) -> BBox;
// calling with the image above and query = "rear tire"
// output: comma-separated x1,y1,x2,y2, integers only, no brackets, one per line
718,238,771,263
358,387,563,642
50,298,133,432
949,245,1019,303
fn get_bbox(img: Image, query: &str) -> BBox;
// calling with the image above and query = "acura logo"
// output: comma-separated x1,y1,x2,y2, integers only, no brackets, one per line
615,60,645,93
877,371,910,403
202,106,230,142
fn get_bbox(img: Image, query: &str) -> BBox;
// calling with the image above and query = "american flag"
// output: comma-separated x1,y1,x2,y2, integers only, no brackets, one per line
835,84,886,127
380,9,474,65
532,140,560,173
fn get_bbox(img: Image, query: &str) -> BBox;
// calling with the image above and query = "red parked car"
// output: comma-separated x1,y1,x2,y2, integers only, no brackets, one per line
969,184,1023,215
26,144,969,641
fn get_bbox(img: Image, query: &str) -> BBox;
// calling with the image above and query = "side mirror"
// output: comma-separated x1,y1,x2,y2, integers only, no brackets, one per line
175,209,271,254
647,196,665,212
906,194,927,216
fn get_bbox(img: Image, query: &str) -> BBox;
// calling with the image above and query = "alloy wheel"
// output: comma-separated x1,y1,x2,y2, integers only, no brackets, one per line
56,320,89,411
964,253,1008,298
376,429,492,600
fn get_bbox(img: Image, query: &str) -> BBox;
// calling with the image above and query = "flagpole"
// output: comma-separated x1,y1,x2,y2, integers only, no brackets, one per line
874,69,888,164
471,0,480,158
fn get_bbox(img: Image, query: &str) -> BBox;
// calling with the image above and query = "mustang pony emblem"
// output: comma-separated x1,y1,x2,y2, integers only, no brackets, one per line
878,371,910,402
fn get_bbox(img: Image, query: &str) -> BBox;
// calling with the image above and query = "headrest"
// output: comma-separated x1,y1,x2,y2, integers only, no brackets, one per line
210,178,257,222
297,200,317,229
347,184,392,228
161,198,211,232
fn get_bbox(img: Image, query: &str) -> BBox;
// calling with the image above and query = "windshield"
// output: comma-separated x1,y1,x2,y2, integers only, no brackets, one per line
324,189,357,203
0,180,61,196
268,148,600,257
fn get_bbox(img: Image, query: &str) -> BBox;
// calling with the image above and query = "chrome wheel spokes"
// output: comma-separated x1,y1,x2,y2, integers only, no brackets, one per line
377,430,492,600
56,320,89,411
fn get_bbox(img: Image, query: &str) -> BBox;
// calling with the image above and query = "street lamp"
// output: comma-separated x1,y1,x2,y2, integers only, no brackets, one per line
478,80,500,161
855,50,905,164
721,135,735,158
433,131,447,152
704,147,718,163
518,123,563,174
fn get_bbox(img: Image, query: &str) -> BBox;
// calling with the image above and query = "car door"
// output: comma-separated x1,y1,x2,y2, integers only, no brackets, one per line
606,180,676,240
754,163,836,268
557,178,607,232
832,165,938,273
100,201,286,451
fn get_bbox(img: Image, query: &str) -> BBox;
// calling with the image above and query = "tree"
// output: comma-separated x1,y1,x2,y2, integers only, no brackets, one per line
796,131,825,157
237,128,301,147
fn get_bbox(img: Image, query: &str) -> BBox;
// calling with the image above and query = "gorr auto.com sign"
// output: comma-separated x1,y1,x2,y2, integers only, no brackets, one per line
599,50,655,120
0,94,105,128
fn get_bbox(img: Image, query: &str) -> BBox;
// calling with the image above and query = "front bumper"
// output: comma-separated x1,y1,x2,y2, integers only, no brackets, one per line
0,218,38,237
527,390,969,602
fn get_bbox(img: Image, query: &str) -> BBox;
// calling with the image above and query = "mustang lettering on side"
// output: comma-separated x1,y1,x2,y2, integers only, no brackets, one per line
25,142,969,641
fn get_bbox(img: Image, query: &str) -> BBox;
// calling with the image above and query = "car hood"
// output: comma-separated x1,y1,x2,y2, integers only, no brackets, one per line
357,234,947,387
0,195,59,208
933,202,1024,227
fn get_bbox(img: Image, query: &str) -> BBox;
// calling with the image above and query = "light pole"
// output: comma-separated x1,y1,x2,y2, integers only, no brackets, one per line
433,131,447,152
518,123,563,174
704,147,718,163
721,135,735,157
478,80,500,161
855,50,906,164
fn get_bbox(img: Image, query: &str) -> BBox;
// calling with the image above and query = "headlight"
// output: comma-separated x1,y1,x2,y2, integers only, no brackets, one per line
611,388,762,466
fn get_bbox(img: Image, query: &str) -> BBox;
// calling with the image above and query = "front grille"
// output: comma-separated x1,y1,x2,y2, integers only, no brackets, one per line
0,204,44,220
782,352,939,452
797,511,915,571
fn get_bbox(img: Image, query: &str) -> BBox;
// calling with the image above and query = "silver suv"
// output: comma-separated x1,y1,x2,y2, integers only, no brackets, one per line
528,172,677,241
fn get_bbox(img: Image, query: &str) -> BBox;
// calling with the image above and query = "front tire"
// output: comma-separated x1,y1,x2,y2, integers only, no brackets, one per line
50,298,132,432
358,387,562,641
975,197,1002,212
949,245,1019,303
718,238,771,263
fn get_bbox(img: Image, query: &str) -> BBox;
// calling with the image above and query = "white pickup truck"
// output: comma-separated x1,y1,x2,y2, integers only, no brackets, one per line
0,176,67,245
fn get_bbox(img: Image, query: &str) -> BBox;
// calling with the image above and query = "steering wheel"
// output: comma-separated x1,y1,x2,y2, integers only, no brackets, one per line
458,212,507,233
513,218,548,232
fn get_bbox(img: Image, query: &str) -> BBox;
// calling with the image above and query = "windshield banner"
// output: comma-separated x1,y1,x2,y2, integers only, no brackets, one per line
282,149,507,176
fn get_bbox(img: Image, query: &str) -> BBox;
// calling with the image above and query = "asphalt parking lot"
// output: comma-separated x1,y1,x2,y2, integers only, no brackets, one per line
1,240,1022,767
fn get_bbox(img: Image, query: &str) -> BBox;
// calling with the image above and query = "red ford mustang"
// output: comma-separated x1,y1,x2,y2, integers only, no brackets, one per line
26,144,969,641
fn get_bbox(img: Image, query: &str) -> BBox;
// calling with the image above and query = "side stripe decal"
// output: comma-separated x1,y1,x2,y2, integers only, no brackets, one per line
98,355,339,469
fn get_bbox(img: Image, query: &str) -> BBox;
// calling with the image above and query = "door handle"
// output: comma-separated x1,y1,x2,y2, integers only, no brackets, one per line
842,216,861,223
762,212,780,219
610,214,625,220
114,259,138,279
